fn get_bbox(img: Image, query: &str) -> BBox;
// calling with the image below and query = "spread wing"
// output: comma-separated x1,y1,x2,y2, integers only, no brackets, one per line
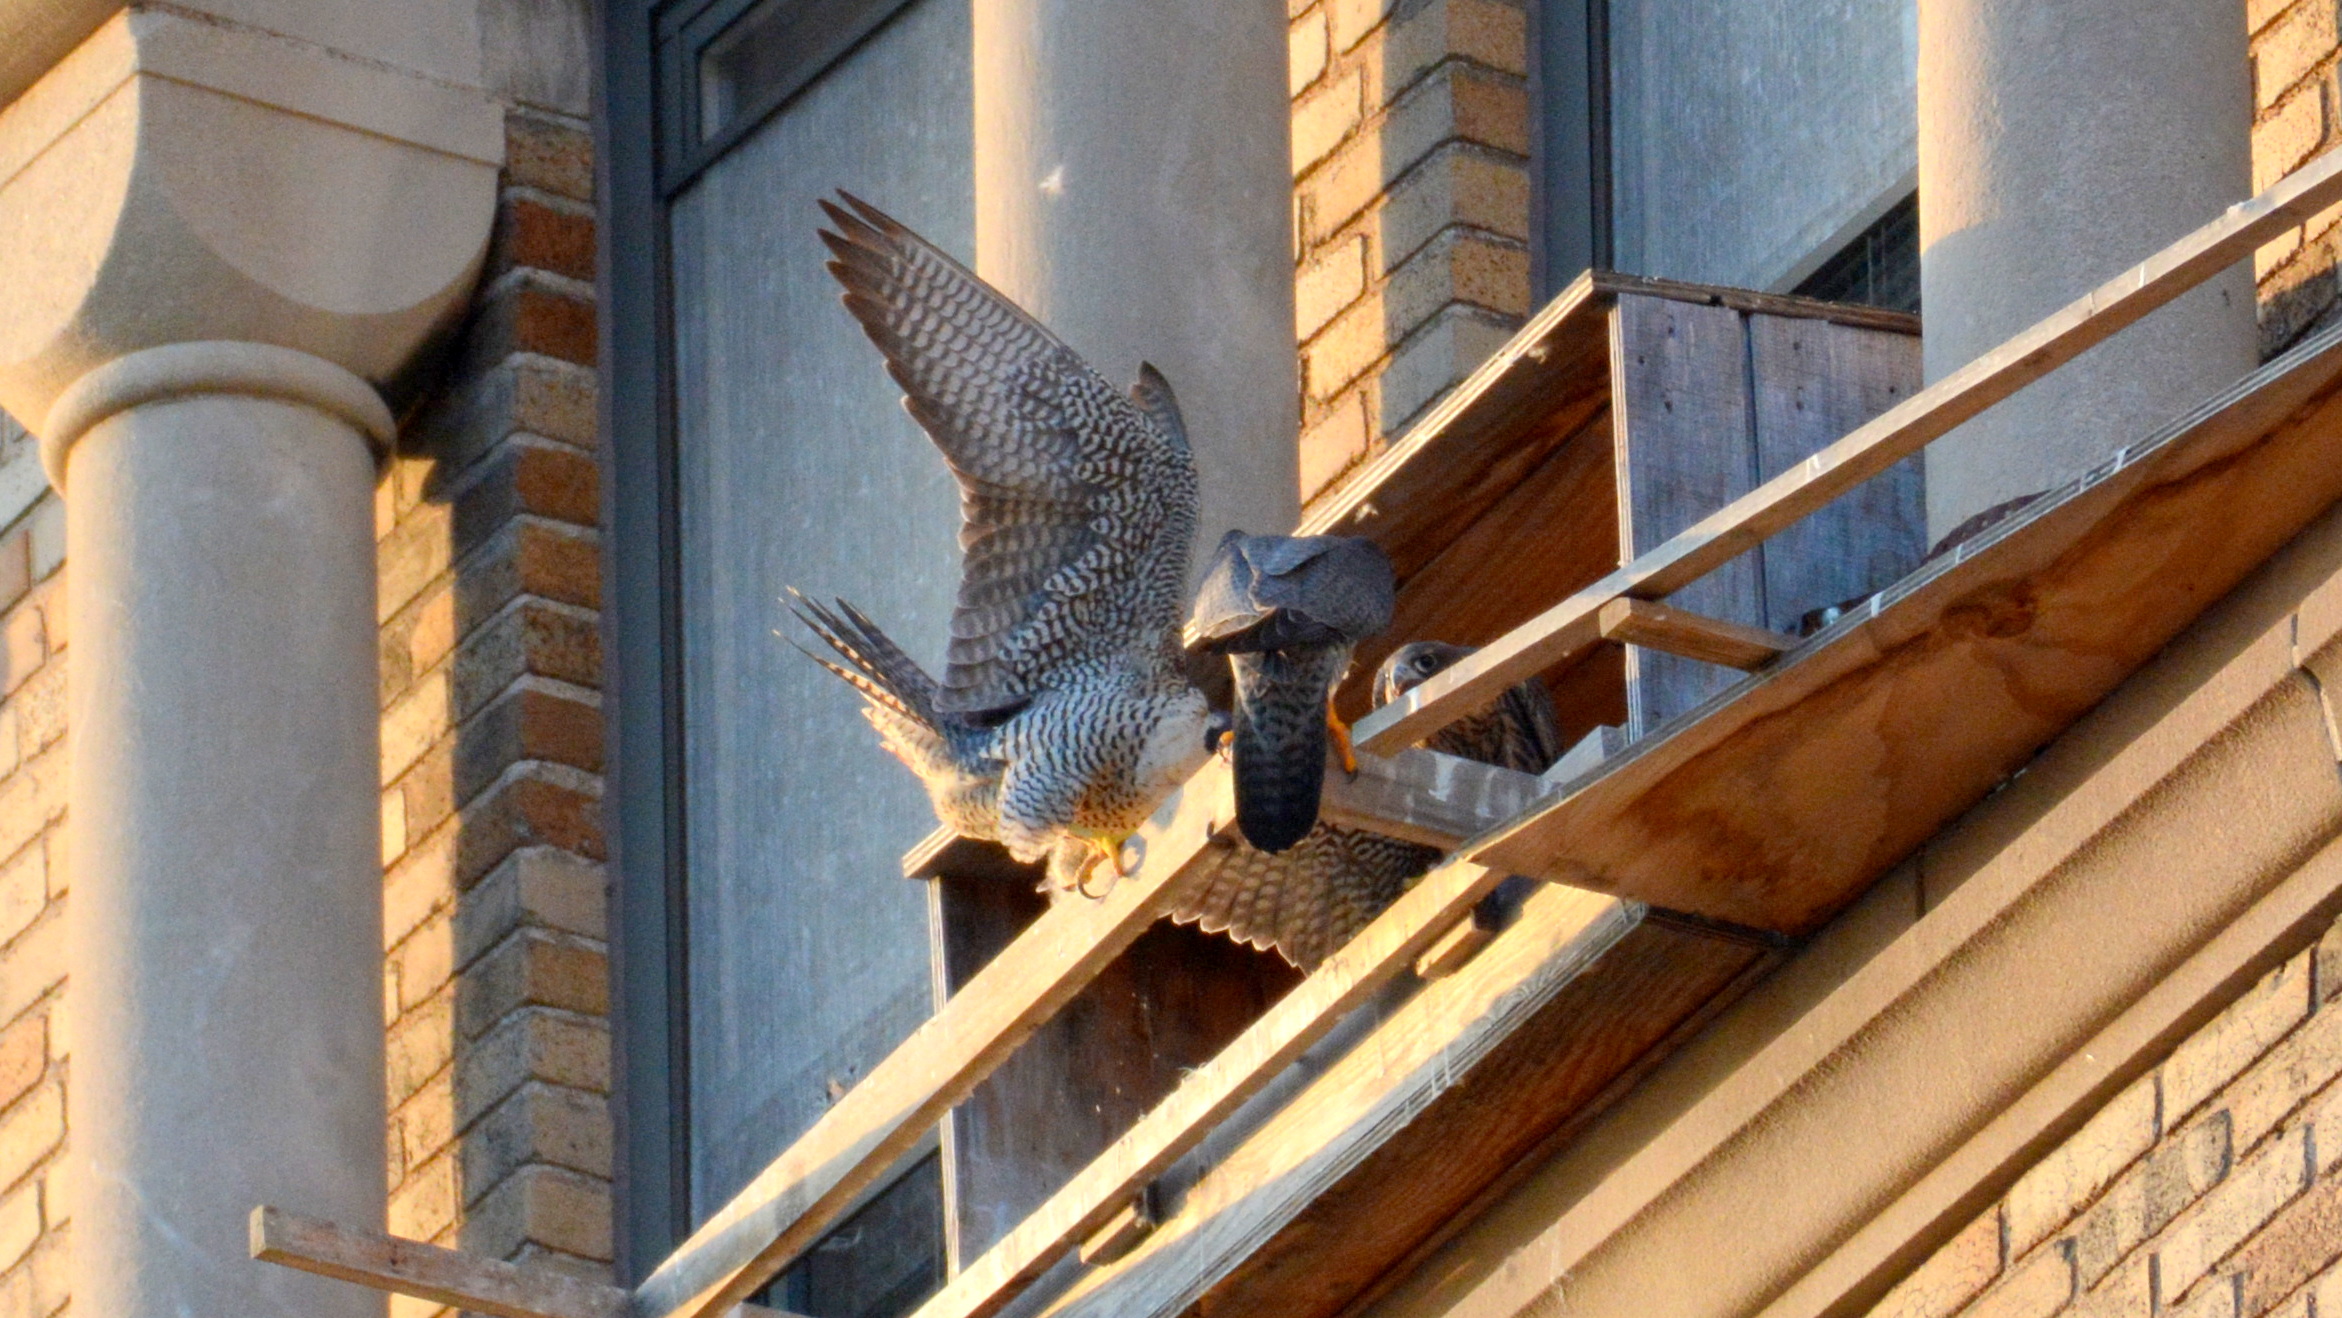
820,192,1199,717
1173,828,1439,969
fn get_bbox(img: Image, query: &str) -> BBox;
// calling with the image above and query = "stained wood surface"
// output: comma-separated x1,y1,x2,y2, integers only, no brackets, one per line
1315,747,1553,849
1599,598,1789,671
1473,318,2342,933
912,859,1510,1318
250,1206,642,1318
1610,293,1767,730
1028,887,1664,1318
1747,314,1925,633
1357,145,2342,754
634,760,1241,1318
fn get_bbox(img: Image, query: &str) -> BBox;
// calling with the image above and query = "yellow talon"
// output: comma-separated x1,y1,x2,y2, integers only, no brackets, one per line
1076,834,1132,898
1327,697,1359,776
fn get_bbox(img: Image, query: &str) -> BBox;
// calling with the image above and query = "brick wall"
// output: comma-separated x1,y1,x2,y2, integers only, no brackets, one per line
0,494,72,1318
375,100,613,1310
1871,917,2342,1318
2253,0,2342,356
1289,0,1533,510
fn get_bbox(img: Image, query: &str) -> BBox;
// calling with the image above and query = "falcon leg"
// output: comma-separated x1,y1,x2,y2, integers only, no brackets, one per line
1327,696,1359,777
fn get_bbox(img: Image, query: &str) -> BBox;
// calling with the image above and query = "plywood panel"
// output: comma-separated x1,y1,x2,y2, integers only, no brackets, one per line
1610,293,1766,731
1748,314,1924,633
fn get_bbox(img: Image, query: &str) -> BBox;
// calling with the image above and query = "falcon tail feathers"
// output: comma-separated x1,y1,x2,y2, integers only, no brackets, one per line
1229,650,1333,854
788,592,943,732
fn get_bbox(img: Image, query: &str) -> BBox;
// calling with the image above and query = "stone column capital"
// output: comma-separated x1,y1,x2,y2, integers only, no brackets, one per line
0,5,503,455
41,341,396,490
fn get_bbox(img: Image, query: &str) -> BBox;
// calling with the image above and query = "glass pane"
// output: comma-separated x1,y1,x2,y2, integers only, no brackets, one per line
669,0,971,1227
1608,0,1918,289
767,1155,947,1318
697,0,915,143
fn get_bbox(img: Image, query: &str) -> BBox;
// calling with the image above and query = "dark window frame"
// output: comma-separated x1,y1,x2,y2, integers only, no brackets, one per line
1531,0,1614,299
596,0,925,1280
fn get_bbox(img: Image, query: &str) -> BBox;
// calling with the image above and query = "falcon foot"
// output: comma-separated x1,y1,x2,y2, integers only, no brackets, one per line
1327,697,1360,777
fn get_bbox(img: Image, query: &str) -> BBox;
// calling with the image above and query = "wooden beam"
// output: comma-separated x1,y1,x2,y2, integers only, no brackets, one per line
1029,885,1648,1318
902,858,1510,1318
1314,747,1552,849
631,760,1237,1318
249,1206,654,1318
1355,146,2342,753
1598,598,1790,671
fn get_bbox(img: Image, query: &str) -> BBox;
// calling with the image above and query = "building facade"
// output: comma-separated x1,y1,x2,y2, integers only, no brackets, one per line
0,1,2339,1317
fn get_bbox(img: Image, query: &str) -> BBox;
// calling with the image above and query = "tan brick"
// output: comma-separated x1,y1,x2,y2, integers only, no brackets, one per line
462,1165,612,1263
384,823,460,949
2230,1164,2342,1314
392,913,458,1015
0,1015,43,1116
39,830,61,906
2008,1075,2159,1256
40,1143,70,1228
1298,235,1369,340
1293,69,1363,174
1299,391,1374,505
24,499,60,584
395,1069,459,1176
1298,132,1387,244
2226,1001,2342,1157
382,785,408,867
2168,1274,2239,1318
1305,291,1394,402
459,1010,613,1131
12,662,62,760
2256,86,2325,193
1376,144,1531,258
460,1082,613,1196
383,668,455,787
1967,1241,2072,1318
0,1082,63,1193
31,578,59,656
2071,1112,2230,1287
2321,914,2342,1004
0,711,20,789
0,750,64,876
1370,0,1530,101
460,930,609,1039
506,111,593,203
1379,64,1530,184
404,581,461,683
2167,954,2314,1125
1871,1206,2000,1318
1329,0,1391,51
0,1183,37,1271
378,500,456,625
1290,8,1328,94
0,538,30,626
2257,0,2338,107
0,606,40,697
2067,1251,2151,1318
2310,1255,2342,1315
2154,1123,2309,1301
42,992,65,1065
2252,0,2303,38
0,910,64,1035
0,844,47,952
1382,226,1530,330
1380,305,1516,431
387,988,456,1106
459,847,609,966
389,1151,459,1242
2259,226,2306,282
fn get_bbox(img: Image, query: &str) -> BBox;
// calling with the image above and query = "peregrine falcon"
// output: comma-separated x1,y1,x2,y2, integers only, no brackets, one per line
1172,641,1564,969
1184,532,1397,853
797,193,1213,894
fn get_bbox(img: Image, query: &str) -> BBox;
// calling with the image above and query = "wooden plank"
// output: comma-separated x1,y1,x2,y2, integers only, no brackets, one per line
1026,887,1668,1318
249,1206,643,1318
1609,292,1768,732
907,858,1513,1318
1314,747,1553,849
1471,317,2342,933
1746,314,1925,634
1598,598,1790,671
1356,146,2342,754
632,759,1240,1318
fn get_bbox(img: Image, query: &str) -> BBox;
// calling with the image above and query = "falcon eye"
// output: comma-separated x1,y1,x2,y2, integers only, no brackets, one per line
1414,654,1440,674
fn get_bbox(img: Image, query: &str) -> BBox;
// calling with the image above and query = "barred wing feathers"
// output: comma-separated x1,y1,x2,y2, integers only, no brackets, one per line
819,192,1198,718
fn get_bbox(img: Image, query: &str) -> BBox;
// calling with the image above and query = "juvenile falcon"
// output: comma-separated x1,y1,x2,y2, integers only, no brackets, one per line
1184,531,1397,853
1173,641,1565,968
796,193,1212,894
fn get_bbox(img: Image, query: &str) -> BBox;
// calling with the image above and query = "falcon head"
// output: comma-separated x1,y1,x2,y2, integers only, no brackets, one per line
1373,641,1476,706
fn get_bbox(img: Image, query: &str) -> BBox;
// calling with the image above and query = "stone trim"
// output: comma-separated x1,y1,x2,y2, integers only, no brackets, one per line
38,341,396,488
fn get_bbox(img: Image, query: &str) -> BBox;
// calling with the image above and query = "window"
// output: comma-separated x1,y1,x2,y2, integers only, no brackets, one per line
1549,0,1920,294
605,0,968,1311
1793,192,1921,314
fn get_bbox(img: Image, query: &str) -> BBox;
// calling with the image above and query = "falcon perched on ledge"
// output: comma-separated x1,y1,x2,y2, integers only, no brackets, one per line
1172,641,1565,969
795,193,1213,895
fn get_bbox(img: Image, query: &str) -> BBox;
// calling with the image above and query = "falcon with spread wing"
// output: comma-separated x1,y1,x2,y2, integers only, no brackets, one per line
795,193,1213,894
1172,641,1565,968
1184,532,1396,853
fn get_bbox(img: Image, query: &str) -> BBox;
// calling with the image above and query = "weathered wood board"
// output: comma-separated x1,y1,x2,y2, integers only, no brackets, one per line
1475,318,2342,933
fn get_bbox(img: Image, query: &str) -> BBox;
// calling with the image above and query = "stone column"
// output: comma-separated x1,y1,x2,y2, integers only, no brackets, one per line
0,8,498,1315
1917,0,2254,541
974,0,1301,546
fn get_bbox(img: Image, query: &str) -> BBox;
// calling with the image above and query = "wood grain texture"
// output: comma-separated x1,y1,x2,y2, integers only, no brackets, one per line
1599,598,1790,671
1357,146,2342,754
1024,887,1744,1318
250,1206,636,1318
1473,318,2342,934
1747,315,1924,634
1315,748,1553,849
1610,293,1767,731
912,860,1510,1318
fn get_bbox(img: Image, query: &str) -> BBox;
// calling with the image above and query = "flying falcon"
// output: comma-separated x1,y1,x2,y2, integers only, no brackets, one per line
796,193,1214,894
1172,641,1566,969
1184,531,1397,853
